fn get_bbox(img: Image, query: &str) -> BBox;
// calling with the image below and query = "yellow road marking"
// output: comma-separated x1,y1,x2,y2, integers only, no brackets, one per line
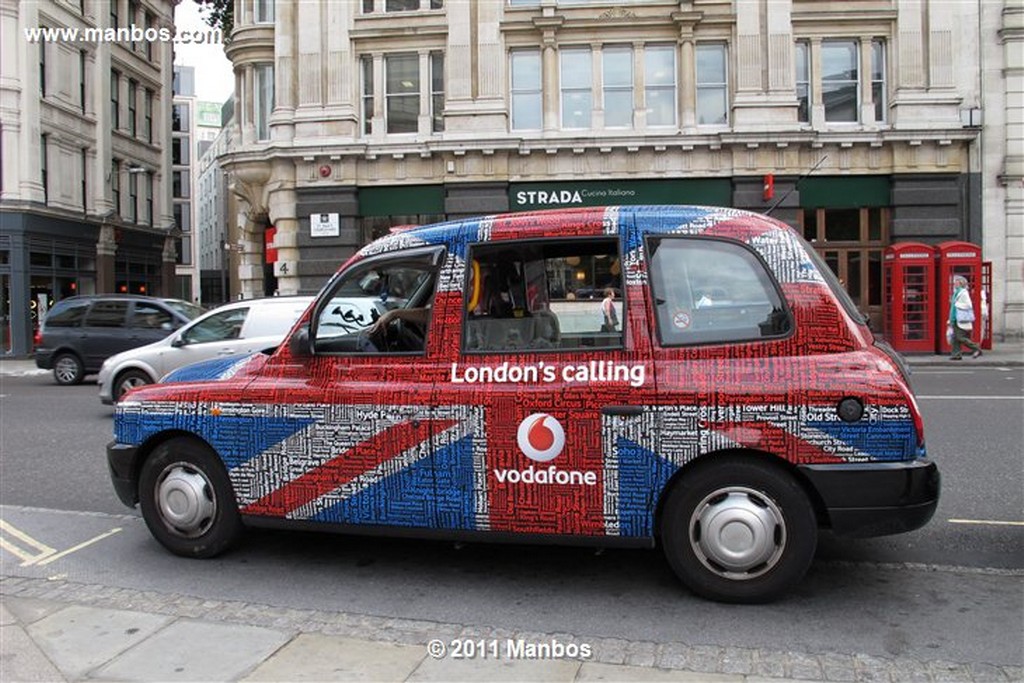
0,519,56,565
36,528,122,566
0,518,121,567
948,518,1024,527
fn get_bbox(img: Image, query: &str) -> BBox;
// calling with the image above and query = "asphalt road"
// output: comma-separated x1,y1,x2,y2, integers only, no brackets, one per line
1,367,1021,670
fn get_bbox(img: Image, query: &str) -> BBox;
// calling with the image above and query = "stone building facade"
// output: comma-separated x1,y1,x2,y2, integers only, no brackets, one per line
219,0,1022,338
0,0,178,355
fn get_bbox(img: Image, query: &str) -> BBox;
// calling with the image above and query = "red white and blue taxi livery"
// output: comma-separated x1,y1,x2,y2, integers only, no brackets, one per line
108,206,938,603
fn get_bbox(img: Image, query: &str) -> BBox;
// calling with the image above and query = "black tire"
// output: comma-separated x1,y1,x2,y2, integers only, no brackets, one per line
113,369,153,401
52,352,85,385
138,437,242,558
660,455,817,603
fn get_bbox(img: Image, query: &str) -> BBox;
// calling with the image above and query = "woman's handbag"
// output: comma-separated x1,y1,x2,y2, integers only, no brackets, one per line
956,307,975,324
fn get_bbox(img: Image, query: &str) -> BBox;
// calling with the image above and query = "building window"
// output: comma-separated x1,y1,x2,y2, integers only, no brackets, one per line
254,64,274,141
172,138,189,166
361,56,374,135
795,41,810,124
362,0,373,13
644,45,676,127
822,40,858,122
144,90,153,142
128,0,138,50
128,172,138,222
111,159,120,215
872,39,887,123
39,38,47,96
81,148,88,213
128,79,138,136
431,52,444,132
145,172,153,225
386,0,419,9
560,48,592,129
173,171,189,199
40,134,48,204
510,50,541,131
172,103,189,132
255,0,274,24
145,13,154,60
385,54,418,134
696,43,728,125
603,46,633,128
111,70,120,129
110,0,118,29
79,50,88,113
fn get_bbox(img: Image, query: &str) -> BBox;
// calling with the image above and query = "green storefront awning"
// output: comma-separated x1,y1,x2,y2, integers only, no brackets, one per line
359,185,445,217
509,178,732,211
799,176,891,209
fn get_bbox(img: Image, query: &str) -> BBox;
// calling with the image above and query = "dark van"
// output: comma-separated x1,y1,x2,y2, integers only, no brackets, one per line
35,294,202,385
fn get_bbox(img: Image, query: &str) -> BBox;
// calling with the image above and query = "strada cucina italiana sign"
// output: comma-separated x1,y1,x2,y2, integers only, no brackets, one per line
509,179,731,211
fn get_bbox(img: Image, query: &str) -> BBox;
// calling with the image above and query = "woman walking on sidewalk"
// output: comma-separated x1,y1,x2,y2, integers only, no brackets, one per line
948,274,983,361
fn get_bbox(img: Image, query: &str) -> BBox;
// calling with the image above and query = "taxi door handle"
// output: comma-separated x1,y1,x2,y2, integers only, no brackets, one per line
217,348,236,356
602,406,644,417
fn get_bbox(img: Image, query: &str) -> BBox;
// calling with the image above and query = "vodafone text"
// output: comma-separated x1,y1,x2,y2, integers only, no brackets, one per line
450,361,645,388
493,465,598,486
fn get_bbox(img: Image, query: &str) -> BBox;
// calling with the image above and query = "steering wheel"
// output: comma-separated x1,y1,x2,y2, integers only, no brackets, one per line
393,318,425,352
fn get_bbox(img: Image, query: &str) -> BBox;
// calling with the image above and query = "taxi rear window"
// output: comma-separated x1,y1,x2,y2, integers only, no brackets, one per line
464,239,623,353
647,236,790,346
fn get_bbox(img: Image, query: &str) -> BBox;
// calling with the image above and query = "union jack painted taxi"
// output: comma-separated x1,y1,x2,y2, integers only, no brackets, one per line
107,206,939,602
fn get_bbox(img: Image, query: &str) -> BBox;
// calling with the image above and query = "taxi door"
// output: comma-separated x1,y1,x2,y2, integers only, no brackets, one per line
435,229,659,541
237,245,450,530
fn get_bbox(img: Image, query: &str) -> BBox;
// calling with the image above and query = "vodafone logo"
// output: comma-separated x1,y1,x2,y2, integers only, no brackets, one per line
517,413,565,462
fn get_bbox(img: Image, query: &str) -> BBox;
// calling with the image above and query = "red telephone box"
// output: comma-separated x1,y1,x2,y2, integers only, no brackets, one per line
981,261,993,350
936,241,983,354
883,242,936,352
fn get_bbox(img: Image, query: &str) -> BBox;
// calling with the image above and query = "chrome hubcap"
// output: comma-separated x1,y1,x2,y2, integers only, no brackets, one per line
689,486,785,580
155,463,216,538
54,357,79,383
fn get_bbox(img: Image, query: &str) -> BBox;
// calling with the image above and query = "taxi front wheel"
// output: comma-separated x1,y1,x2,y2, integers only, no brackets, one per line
139,437,242,558
660,456,817,603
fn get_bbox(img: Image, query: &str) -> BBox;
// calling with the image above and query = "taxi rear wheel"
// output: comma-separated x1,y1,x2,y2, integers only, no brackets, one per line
660,456,817,603
138,437,242,558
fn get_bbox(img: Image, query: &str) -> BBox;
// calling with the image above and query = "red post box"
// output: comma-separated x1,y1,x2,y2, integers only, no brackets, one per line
883,242,936,353
936,241,983,354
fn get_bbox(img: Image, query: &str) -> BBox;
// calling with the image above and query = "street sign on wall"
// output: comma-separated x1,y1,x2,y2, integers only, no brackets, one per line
310,213,340,237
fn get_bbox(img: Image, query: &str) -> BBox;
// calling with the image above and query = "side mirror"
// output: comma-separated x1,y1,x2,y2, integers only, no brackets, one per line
171,336,186,348
288,324,312,357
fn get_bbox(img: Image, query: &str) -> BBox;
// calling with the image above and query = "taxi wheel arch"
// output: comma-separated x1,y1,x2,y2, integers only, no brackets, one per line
138,435,242,558
658,452,818,603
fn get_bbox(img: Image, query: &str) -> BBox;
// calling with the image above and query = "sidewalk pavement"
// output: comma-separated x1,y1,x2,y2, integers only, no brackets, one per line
5,575,1018,683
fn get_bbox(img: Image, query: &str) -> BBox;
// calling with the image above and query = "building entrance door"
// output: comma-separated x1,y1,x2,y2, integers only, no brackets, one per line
802,207,889,331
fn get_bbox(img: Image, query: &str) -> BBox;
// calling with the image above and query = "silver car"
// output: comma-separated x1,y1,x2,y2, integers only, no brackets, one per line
98,296,313,404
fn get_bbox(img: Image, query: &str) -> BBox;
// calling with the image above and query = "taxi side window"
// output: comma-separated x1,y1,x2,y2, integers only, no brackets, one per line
647,237,790,347
313,251,439,355
463,239,623,353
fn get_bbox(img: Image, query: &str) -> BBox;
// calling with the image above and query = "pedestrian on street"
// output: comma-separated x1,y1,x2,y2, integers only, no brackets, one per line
601,288,619,332
948,274,983,361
